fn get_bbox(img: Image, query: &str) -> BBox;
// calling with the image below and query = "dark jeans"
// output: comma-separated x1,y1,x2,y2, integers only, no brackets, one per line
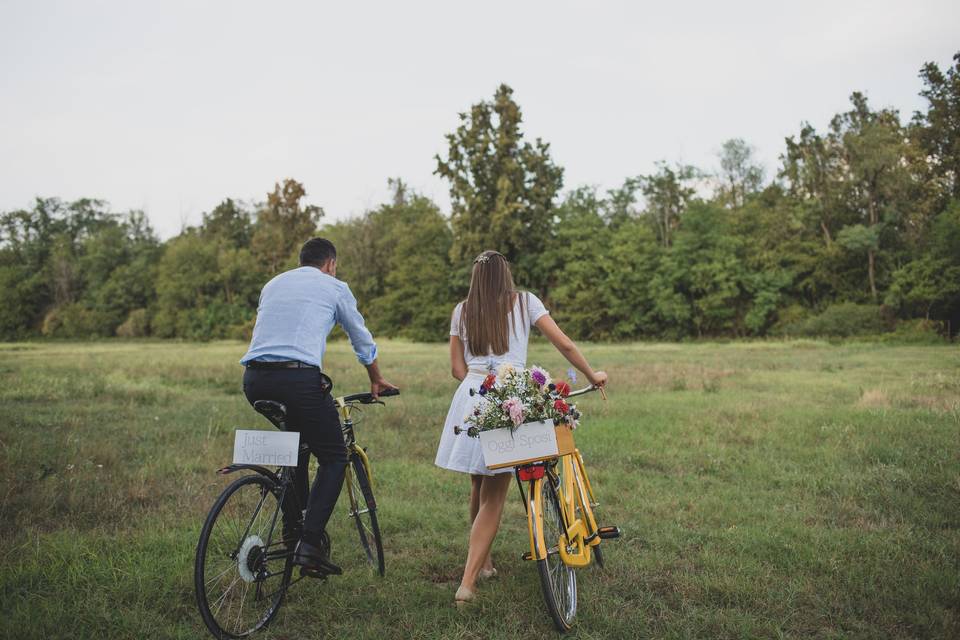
242,367,347,545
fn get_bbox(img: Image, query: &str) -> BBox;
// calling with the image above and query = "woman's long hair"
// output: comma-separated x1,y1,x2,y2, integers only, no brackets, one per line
460,250,526,356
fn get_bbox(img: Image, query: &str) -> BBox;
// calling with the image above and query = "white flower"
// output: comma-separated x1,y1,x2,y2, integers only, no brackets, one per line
496,363,516,378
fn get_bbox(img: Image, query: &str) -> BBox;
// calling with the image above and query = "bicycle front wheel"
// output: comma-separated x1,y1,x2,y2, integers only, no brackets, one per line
346,453,385,576
533,477,577,632
195,474,293,639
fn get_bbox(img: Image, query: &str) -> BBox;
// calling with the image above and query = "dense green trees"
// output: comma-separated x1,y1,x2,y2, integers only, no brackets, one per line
435,83,564,293
2,55,958,342
324,179,453,342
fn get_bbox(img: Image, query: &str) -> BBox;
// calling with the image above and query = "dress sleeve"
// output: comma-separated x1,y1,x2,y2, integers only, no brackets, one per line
526,293,550,326
449,302,463,337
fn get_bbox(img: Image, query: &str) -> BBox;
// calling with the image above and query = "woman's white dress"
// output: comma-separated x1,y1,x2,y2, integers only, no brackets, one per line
434,293,550,476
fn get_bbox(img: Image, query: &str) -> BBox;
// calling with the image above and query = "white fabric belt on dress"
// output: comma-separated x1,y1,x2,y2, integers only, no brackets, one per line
466,365,523,377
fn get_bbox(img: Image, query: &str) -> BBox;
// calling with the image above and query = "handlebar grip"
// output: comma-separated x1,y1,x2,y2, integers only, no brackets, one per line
378,388,400,398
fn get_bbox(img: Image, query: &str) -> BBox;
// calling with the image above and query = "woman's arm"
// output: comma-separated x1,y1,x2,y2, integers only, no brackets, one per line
450,335,468,381
534,316,607,387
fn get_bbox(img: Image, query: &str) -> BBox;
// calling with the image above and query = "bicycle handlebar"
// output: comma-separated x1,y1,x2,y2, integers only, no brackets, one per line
340,388,401,404
565,384,605,399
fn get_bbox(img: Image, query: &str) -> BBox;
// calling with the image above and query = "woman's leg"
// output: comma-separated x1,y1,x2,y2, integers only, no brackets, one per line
468,475,495,572
459,473,512,593
469,475,482,522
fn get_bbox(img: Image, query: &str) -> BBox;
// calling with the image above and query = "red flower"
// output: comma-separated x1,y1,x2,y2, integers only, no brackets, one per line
553,399,569,414
482,374,496,390
554,381,571,397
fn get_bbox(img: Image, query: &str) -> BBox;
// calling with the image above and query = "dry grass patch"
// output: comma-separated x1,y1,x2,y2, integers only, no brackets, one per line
857,388,891,409
895,394,960,415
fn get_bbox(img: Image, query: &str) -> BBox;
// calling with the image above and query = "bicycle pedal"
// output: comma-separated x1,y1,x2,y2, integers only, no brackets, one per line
597,526,621,540
299,567,330,580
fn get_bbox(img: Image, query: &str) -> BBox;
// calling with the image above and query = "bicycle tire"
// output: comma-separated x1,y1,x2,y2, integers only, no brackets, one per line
592,540,605,568
347,453,385,576
533,477,577,632
195,474,293,639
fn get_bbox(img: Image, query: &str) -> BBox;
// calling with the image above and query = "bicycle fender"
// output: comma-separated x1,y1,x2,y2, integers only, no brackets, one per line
216,463,282,485
352,445,374,489
527,479,545,561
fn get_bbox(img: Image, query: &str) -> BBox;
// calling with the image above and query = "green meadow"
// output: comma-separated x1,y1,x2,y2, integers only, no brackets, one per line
1,340,958,639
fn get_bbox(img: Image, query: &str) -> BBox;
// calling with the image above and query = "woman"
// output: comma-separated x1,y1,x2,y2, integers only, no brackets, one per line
434,250,608,605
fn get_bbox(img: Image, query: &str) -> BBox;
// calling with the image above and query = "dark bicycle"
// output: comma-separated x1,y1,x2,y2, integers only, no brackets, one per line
194,388,399,639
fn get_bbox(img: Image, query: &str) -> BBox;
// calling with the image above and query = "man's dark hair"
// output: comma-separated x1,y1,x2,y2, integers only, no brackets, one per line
299,237,337,268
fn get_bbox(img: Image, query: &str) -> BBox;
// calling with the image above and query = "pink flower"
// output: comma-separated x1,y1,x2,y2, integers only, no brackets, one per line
502,397,524,426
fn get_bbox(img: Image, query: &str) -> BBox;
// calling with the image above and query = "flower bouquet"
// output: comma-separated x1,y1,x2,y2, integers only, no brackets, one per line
454,364,582,439
454,365,583,469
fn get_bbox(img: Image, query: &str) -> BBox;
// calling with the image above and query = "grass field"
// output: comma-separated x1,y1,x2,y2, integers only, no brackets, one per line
1,339,958,639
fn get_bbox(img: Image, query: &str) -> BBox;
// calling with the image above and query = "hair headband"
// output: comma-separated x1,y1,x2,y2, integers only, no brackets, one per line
474,251,505,265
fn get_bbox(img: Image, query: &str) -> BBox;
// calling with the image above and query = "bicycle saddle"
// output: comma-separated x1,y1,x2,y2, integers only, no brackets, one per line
253,400,287,430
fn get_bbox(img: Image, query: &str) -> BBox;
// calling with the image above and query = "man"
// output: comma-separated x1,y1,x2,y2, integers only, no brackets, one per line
241,237,398,576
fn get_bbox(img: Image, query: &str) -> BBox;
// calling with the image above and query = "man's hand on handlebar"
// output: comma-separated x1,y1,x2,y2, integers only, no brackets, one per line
363,359,398,399
371,378,399,400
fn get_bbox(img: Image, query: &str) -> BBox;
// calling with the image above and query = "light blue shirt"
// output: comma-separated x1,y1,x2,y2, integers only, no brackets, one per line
240,266,378,368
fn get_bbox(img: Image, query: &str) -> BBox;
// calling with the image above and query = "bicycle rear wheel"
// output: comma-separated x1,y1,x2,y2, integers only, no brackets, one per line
533,477,577,632
195,474,293,639
346,453,385,576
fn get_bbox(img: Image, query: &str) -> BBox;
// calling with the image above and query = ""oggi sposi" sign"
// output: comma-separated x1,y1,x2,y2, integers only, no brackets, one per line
479,420,559,468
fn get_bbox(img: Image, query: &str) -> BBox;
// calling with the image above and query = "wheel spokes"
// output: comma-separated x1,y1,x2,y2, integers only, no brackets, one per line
542,481,576,625
200,478,290,637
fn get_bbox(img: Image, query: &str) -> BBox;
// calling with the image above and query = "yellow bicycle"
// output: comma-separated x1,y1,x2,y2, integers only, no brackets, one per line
515,385,620,632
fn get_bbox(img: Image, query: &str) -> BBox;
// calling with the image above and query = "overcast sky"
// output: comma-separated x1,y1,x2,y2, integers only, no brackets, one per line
1,1,957,238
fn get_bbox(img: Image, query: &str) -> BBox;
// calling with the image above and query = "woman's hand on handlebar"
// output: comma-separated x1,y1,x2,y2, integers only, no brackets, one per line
588,370,608,388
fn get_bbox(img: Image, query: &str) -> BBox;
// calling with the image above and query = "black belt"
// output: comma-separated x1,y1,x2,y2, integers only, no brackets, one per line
246,360,319,370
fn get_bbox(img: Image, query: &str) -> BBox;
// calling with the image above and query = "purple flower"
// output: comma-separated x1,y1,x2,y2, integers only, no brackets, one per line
531,369,546,386
478,386,487,396
567,368,577,384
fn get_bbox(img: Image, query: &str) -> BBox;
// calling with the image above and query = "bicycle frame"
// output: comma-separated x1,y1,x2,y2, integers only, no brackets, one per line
337,398,375,494
526,449,601,568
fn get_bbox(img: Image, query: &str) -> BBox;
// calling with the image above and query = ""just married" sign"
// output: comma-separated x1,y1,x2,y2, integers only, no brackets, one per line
232,430,300,467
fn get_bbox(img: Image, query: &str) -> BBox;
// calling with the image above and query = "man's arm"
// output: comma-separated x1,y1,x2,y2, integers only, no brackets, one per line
337,285,398,398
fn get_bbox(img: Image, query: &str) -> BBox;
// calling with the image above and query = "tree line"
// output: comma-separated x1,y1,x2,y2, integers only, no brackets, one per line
2,54,959,342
